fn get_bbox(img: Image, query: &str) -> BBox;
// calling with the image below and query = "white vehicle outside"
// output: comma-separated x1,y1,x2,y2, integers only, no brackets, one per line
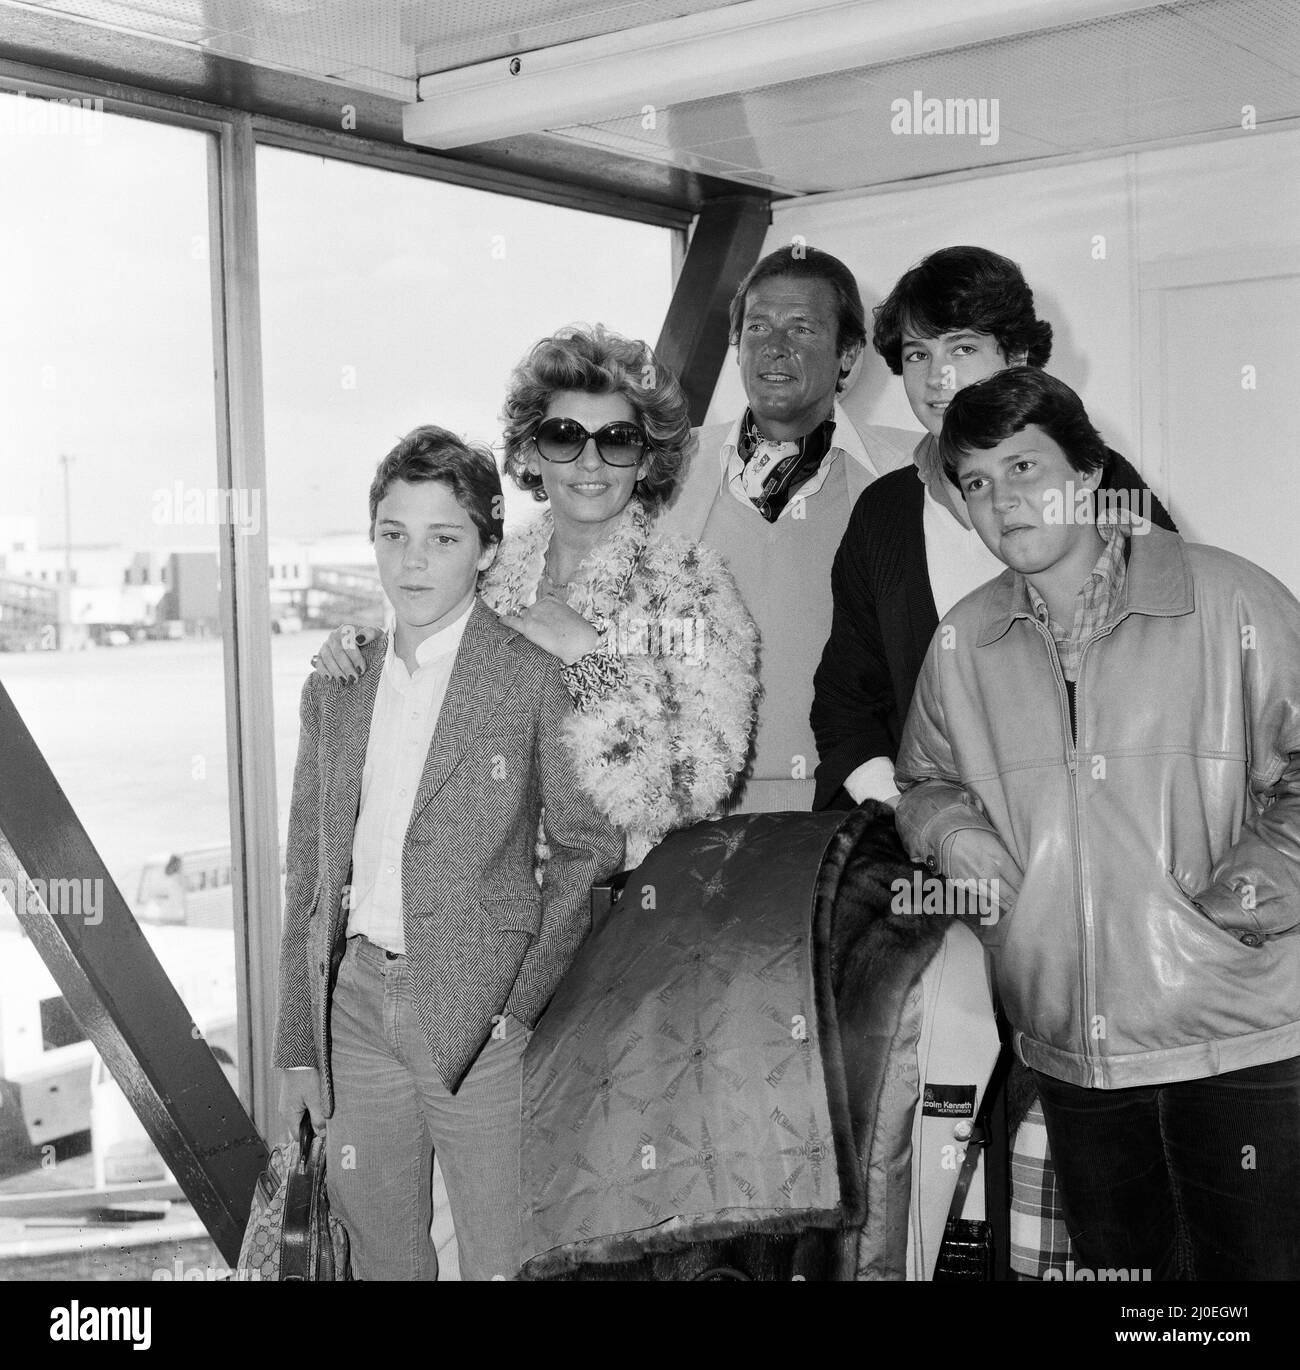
0,891,237,1175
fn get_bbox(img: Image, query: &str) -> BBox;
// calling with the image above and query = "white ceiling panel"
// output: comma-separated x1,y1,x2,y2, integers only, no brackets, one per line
4,0,1297,198
217,3,414,95
1171,0,1300,76
546,0,1300,195
406,0,750,75
39,0,227,44
9,0,753,90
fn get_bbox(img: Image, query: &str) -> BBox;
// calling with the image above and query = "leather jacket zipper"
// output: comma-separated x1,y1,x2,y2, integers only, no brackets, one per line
1030,618,1092,1075
1049,615,1127,1087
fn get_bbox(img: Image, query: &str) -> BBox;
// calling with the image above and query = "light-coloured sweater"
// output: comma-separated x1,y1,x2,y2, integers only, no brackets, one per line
656,412,917,812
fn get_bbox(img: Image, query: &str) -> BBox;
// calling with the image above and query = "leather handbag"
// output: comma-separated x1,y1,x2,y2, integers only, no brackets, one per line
932,1041,1011,1282
237,1113,351,1281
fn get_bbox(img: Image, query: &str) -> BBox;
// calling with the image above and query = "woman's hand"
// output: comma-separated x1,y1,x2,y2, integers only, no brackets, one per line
499,596,601,665
311,624,379,681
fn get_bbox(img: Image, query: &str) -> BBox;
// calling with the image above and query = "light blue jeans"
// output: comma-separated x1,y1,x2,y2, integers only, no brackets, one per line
325,935,527,1280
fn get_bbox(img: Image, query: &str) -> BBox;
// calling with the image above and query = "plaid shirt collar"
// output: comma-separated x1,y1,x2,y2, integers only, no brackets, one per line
1024,518,1130,681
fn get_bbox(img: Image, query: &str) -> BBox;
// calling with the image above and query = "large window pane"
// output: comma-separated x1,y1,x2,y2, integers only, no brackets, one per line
0,94,233,1277
255,146,675,848
254,150,673,1281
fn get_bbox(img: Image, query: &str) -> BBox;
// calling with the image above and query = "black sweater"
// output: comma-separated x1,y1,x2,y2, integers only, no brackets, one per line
810,450,1176,810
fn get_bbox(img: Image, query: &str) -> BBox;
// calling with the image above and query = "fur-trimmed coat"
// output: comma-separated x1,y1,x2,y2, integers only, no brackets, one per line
481,500,759,866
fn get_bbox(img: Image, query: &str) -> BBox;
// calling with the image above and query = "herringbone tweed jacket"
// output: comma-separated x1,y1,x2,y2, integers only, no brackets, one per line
272,598,625,1105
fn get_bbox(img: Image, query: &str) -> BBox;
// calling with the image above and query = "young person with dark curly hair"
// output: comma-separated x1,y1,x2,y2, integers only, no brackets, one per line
813,245,1174,812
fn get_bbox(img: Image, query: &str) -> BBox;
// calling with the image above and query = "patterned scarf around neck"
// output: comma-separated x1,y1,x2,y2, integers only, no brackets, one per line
738,407,836,521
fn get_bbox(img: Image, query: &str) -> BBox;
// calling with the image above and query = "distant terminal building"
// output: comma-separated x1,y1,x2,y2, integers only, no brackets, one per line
0,514,382,647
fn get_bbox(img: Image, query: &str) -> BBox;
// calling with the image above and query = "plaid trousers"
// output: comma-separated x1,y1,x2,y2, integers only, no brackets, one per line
1010,1099,1074,1278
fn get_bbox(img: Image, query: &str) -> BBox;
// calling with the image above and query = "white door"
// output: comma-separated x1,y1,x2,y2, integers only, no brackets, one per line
1141,255,1300,597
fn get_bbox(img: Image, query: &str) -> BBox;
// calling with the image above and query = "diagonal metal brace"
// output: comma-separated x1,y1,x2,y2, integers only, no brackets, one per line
0,680,266,1264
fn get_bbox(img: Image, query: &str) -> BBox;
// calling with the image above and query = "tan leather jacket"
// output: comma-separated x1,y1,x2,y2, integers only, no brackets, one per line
895,527,1300,1088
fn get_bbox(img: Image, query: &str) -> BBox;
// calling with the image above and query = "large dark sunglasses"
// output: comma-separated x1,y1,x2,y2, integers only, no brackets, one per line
532,417,647,467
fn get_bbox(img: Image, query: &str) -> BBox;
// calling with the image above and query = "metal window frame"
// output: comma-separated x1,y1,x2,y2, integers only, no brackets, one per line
0,66,285,1145
0,53,693,231
0,696,266,1264
208,110,282,1141
252,116,693,231
654,195,772,426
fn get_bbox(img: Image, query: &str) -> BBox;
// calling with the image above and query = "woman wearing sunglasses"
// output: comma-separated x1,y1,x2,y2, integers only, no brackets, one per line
314,324,758,866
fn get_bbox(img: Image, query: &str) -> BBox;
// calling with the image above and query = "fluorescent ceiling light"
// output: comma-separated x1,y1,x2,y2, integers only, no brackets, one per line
404,0,1169,150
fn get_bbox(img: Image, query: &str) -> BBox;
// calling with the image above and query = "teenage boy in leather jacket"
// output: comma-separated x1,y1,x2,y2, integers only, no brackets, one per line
896,367,1300,1279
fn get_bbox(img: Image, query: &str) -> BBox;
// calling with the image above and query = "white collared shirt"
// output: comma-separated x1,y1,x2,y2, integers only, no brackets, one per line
346,601,474,953
922,484,1006,621
719,402,881,520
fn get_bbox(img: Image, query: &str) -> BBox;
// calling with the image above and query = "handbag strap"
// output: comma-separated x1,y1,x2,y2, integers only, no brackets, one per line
943,1039,1014,1228
280,1113,317,1281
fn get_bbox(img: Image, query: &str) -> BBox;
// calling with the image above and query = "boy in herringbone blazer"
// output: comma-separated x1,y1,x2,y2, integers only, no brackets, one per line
273,426,624,1280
